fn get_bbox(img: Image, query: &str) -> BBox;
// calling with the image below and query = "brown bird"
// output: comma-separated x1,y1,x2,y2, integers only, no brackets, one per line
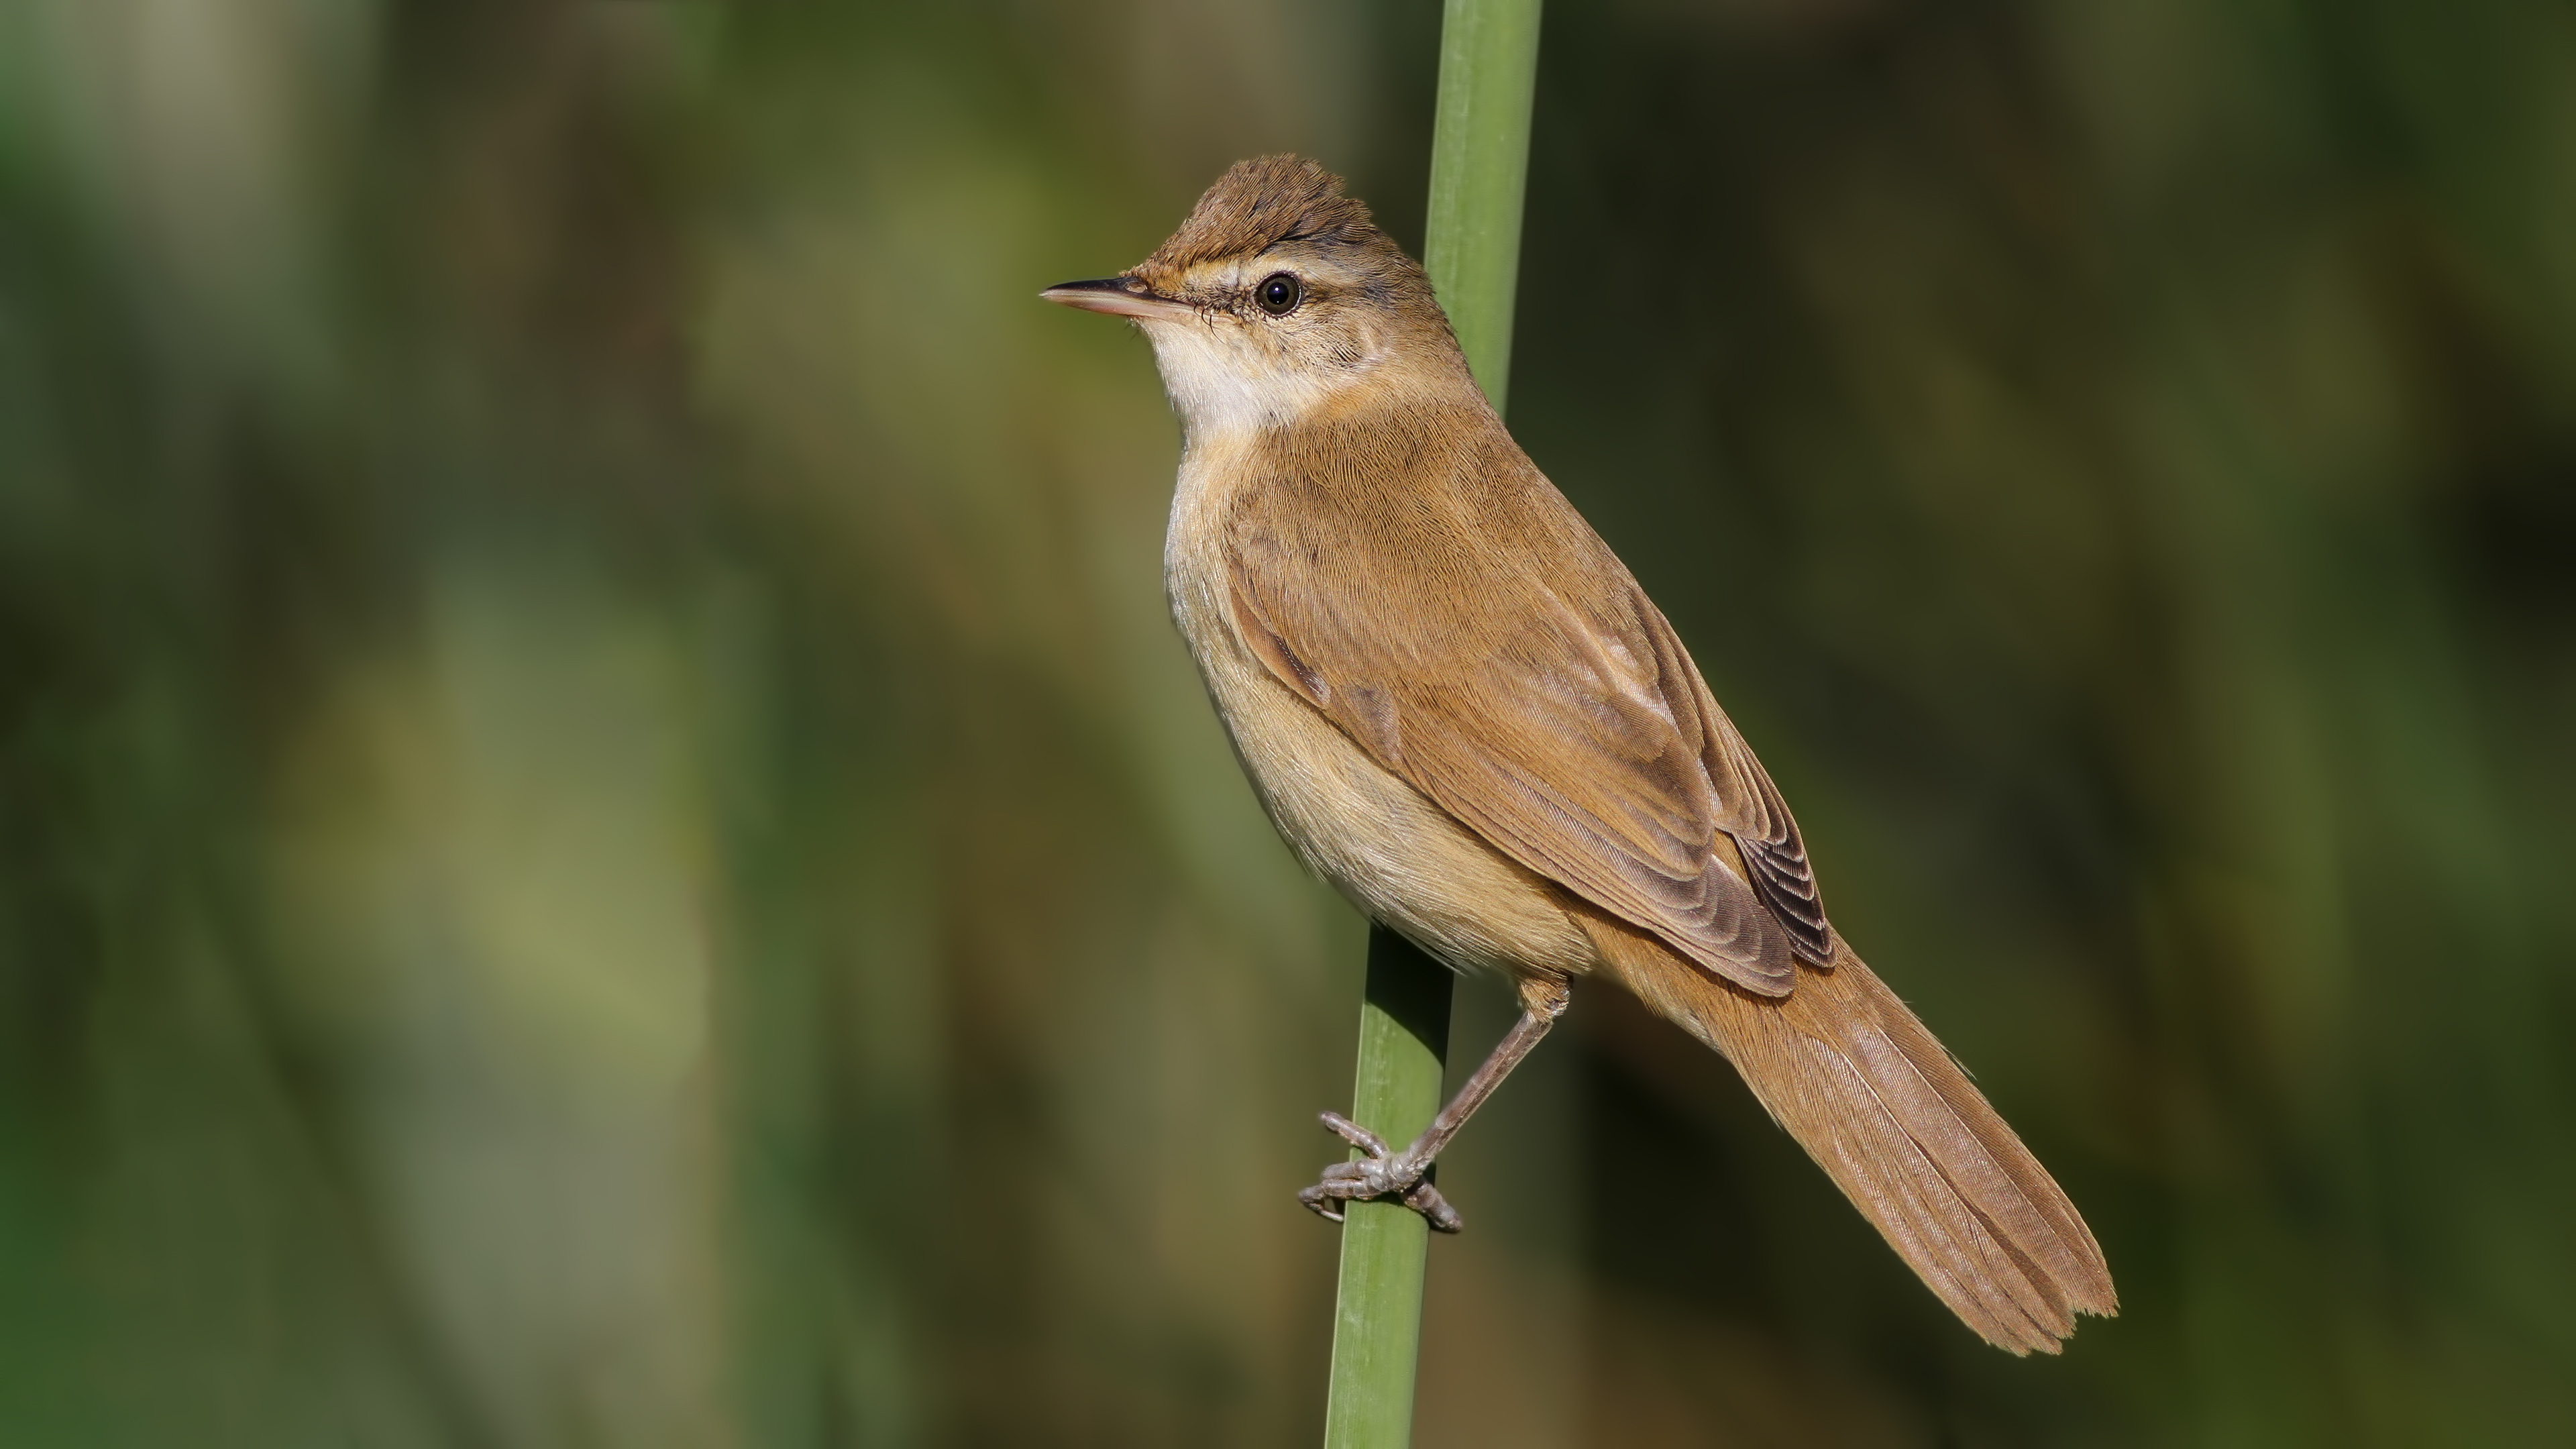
1043,156,2115,1354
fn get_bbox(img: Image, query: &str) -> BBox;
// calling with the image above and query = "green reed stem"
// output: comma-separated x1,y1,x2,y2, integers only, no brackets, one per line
1422,0,1544,415
1320,928,1455,1448
1319,3,1540,1444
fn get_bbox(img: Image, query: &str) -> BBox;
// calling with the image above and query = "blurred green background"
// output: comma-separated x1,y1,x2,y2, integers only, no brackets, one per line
3,1,2573,1444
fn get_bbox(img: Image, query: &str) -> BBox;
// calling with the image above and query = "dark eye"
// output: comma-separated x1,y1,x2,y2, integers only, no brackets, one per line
1256,272,1301,315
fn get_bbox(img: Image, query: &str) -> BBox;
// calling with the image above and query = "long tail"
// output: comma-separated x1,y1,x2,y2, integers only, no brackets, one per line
1580,912,2117,1354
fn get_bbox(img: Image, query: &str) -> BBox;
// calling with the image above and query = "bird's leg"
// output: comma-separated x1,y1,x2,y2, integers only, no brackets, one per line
1299,971,1571,1234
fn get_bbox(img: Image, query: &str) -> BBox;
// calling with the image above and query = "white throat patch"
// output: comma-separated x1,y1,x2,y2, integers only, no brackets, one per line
1139,315,1375,446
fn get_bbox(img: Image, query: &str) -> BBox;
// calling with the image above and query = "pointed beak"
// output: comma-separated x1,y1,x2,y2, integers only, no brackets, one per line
1040,275,1197,323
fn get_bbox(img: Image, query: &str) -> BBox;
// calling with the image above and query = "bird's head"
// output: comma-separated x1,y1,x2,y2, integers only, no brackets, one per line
1043,156,1470,442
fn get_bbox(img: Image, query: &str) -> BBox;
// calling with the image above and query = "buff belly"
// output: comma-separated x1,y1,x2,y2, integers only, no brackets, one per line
1165,561,1597,984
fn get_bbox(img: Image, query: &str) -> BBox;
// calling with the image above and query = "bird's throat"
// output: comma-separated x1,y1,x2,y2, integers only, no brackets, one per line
1139,320,1383,447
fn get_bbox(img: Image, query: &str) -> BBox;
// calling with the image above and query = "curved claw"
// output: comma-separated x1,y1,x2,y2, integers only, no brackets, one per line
1318,1111,1389,1158
1297,1181,1350,1224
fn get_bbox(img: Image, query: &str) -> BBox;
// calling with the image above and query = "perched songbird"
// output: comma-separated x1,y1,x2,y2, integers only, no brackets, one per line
1043,156,2115,1353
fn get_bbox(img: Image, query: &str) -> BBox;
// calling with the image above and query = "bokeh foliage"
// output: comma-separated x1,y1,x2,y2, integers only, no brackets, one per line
2,0,2571,1444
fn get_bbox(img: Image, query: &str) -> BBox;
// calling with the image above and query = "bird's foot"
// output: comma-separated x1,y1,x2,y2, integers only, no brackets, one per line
1296,1112,1463,1233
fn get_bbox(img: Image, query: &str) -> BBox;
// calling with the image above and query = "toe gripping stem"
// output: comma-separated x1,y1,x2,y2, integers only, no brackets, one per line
1297,972,1570,1236
1298,1112,1464,1233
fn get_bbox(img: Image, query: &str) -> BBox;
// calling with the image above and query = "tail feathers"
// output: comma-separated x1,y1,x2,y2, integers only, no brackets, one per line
1582,914,2116,1354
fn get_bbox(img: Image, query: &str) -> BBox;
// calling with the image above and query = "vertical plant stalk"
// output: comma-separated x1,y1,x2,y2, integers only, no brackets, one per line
1320,2,1542,1445
1320,928,1456,1447
1423,0,1545,414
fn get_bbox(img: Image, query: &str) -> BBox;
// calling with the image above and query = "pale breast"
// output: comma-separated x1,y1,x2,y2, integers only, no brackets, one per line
1162,448,1597,982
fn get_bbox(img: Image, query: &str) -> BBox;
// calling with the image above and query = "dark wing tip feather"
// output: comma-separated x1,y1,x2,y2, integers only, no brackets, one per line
1737,833,1833,965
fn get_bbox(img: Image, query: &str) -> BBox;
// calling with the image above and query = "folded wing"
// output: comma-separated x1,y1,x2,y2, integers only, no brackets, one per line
1223,447,1833,994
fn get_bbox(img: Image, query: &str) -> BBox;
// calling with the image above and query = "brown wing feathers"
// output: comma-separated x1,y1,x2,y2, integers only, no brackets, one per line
1582,910,2117,1354
1225,482,1807,997
1637,591,1835,965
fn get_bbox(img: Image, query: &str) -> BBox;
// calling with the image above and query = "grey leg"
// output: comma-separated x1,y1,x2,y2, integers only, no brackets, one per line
1299,973,1571,1234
